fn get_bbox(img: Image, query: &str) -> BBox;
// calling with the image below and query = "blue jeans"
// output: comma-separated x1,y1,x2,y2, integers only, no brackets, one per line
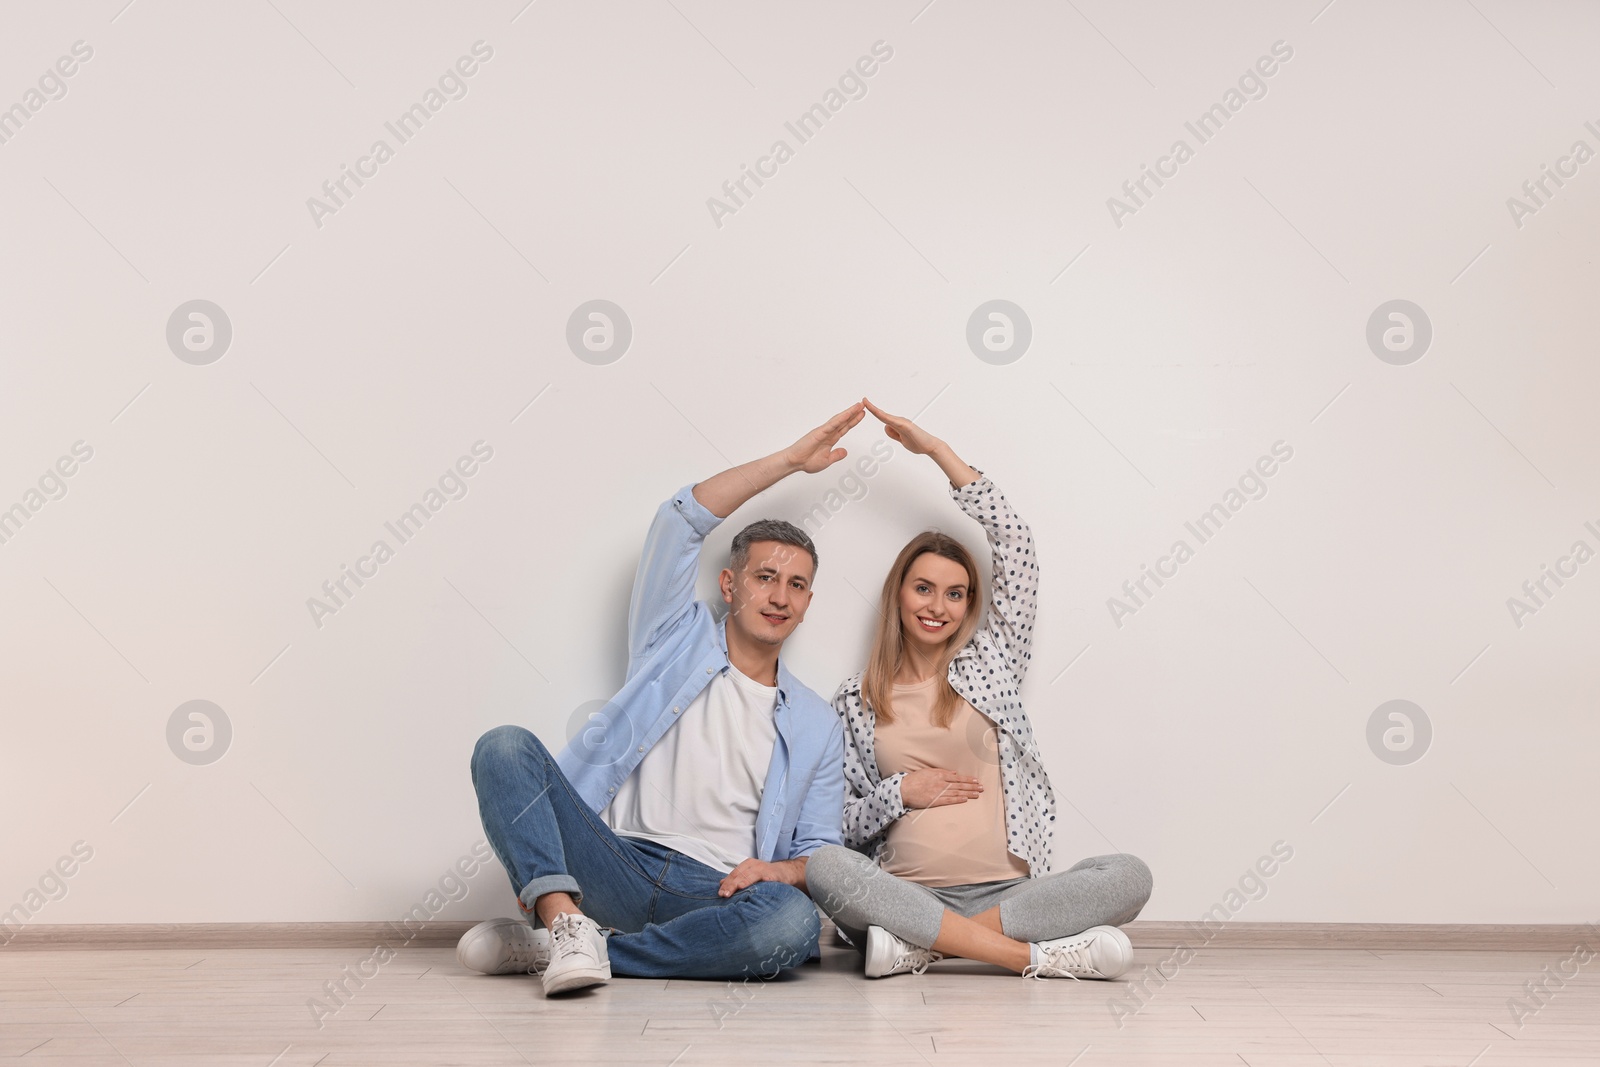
470,725,821,980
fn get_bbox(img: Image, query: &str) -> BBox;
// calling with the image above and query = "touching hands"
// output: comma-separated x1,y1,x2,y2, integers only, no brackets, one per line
898,768,983,809
694,397,967,522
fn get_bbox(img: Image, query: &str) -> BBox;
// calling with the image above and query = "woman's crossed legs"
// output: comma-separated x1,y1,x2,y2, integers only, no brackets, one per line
807,845,1152,974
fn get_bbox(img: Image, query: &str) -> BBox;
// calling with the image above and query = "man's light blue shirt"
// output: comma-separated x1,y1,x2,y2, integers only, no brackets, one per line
556,483,845,863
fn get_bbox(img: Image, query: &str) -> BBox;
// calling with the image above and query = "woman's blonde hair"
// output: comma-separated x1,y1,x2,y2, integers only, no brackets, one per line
861,531,983,729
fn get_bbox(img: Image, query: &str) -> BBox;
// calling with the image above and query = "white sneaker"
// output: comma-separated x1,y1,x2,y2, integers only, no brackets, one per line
541,912,611,995
864,925,943,978
1024,925,1133,980
456,918,551,975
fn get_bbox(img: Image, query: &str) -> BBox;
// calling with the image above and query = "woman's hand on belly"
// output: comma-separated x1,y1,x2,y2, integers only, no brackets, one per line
899,768,984,809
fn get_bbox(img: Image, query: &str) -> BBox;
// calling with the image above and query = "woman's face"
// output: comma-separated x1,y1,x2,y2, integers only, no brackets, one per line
897,552,971,651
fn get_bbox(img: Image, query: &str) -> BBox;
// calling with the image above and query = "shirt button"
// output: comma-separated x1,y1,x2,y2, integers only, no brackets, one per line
672,706,681,714
637,745,645,753
706,667,714,674
608,787,615,794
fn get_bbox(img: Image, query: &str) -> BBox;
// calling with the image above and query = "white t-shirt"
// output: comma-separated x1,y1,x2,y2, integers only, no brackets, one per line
603,664,779,873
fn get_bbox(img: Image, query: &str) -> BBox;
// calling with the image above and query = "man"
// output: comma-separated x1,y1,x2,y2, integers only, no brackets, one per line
457,403,863,994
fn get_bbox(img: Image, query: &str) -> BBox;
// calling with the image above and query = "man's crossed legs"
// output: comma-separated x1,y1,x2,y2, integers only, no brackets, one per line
465,725,821,992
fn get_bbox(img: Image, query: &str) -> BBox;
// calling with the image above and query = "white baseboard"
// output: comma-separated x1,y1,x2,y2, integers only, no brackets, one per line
4,919,1595,952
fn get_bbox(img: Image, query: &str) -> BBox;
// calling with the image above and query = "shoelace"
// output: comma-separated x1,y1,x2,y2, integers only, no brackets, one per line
507,936,547,974
1021,940,1093,981
548,913,593,962
893,948,943,975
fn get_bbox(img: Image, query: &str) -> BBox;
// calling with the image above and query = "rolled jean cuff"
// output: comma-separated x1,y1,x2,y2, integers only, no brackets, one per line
518,873,582,919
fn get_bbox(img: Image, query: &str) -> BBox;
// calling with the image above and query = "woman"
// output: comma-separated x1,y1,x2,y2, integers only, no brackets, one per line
806,399,1153,980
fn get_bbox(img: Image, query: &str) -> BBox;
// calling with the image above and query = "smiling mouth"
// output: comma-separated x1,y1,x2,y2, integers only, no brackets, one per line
916,616,948,632
761,612,790,625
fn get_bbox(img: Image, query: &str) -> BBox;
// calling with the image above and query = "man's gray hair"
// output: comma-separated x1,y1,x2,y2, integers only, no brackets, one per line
729,519,818,576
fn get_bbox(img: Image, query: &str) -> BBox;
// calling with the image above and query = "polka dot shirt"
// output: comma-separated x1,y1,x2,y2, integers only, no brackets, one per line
832,472,1058,877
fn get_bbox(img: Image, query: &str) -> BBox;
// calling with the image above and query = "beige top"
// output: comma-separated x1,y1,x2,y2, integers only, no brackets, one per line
873,674,1031,887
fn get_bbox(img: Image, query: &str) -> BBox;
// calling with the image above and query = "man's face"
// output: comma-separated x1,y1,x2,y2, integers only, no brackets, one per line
720,540,815,649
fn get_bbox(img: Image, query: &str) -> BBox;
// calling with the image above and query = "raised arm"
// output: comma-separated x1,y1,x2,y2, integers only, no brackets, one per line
862,398,1040,680
950,474,1040,681
626,402,866,665
691,401,866,517
625,488,722,667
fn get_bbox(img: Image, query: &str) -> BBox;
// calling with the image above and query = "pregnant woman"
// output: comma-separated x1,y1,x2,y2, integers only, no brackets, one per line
806,399,1152,980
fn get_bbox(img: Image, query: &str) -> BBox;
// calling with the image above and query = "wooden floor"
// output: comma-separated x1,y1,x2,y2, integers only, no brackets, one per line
3,927,1596,1066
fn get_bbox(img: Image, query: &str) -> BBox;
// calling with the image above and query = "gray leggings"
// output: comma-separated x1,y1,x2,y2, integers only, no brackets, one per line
806,845,1153,950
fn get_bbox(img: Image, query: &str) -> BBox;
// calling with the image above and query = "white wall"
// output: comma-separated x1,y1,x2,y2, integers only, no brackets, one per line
3,1,1595,930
